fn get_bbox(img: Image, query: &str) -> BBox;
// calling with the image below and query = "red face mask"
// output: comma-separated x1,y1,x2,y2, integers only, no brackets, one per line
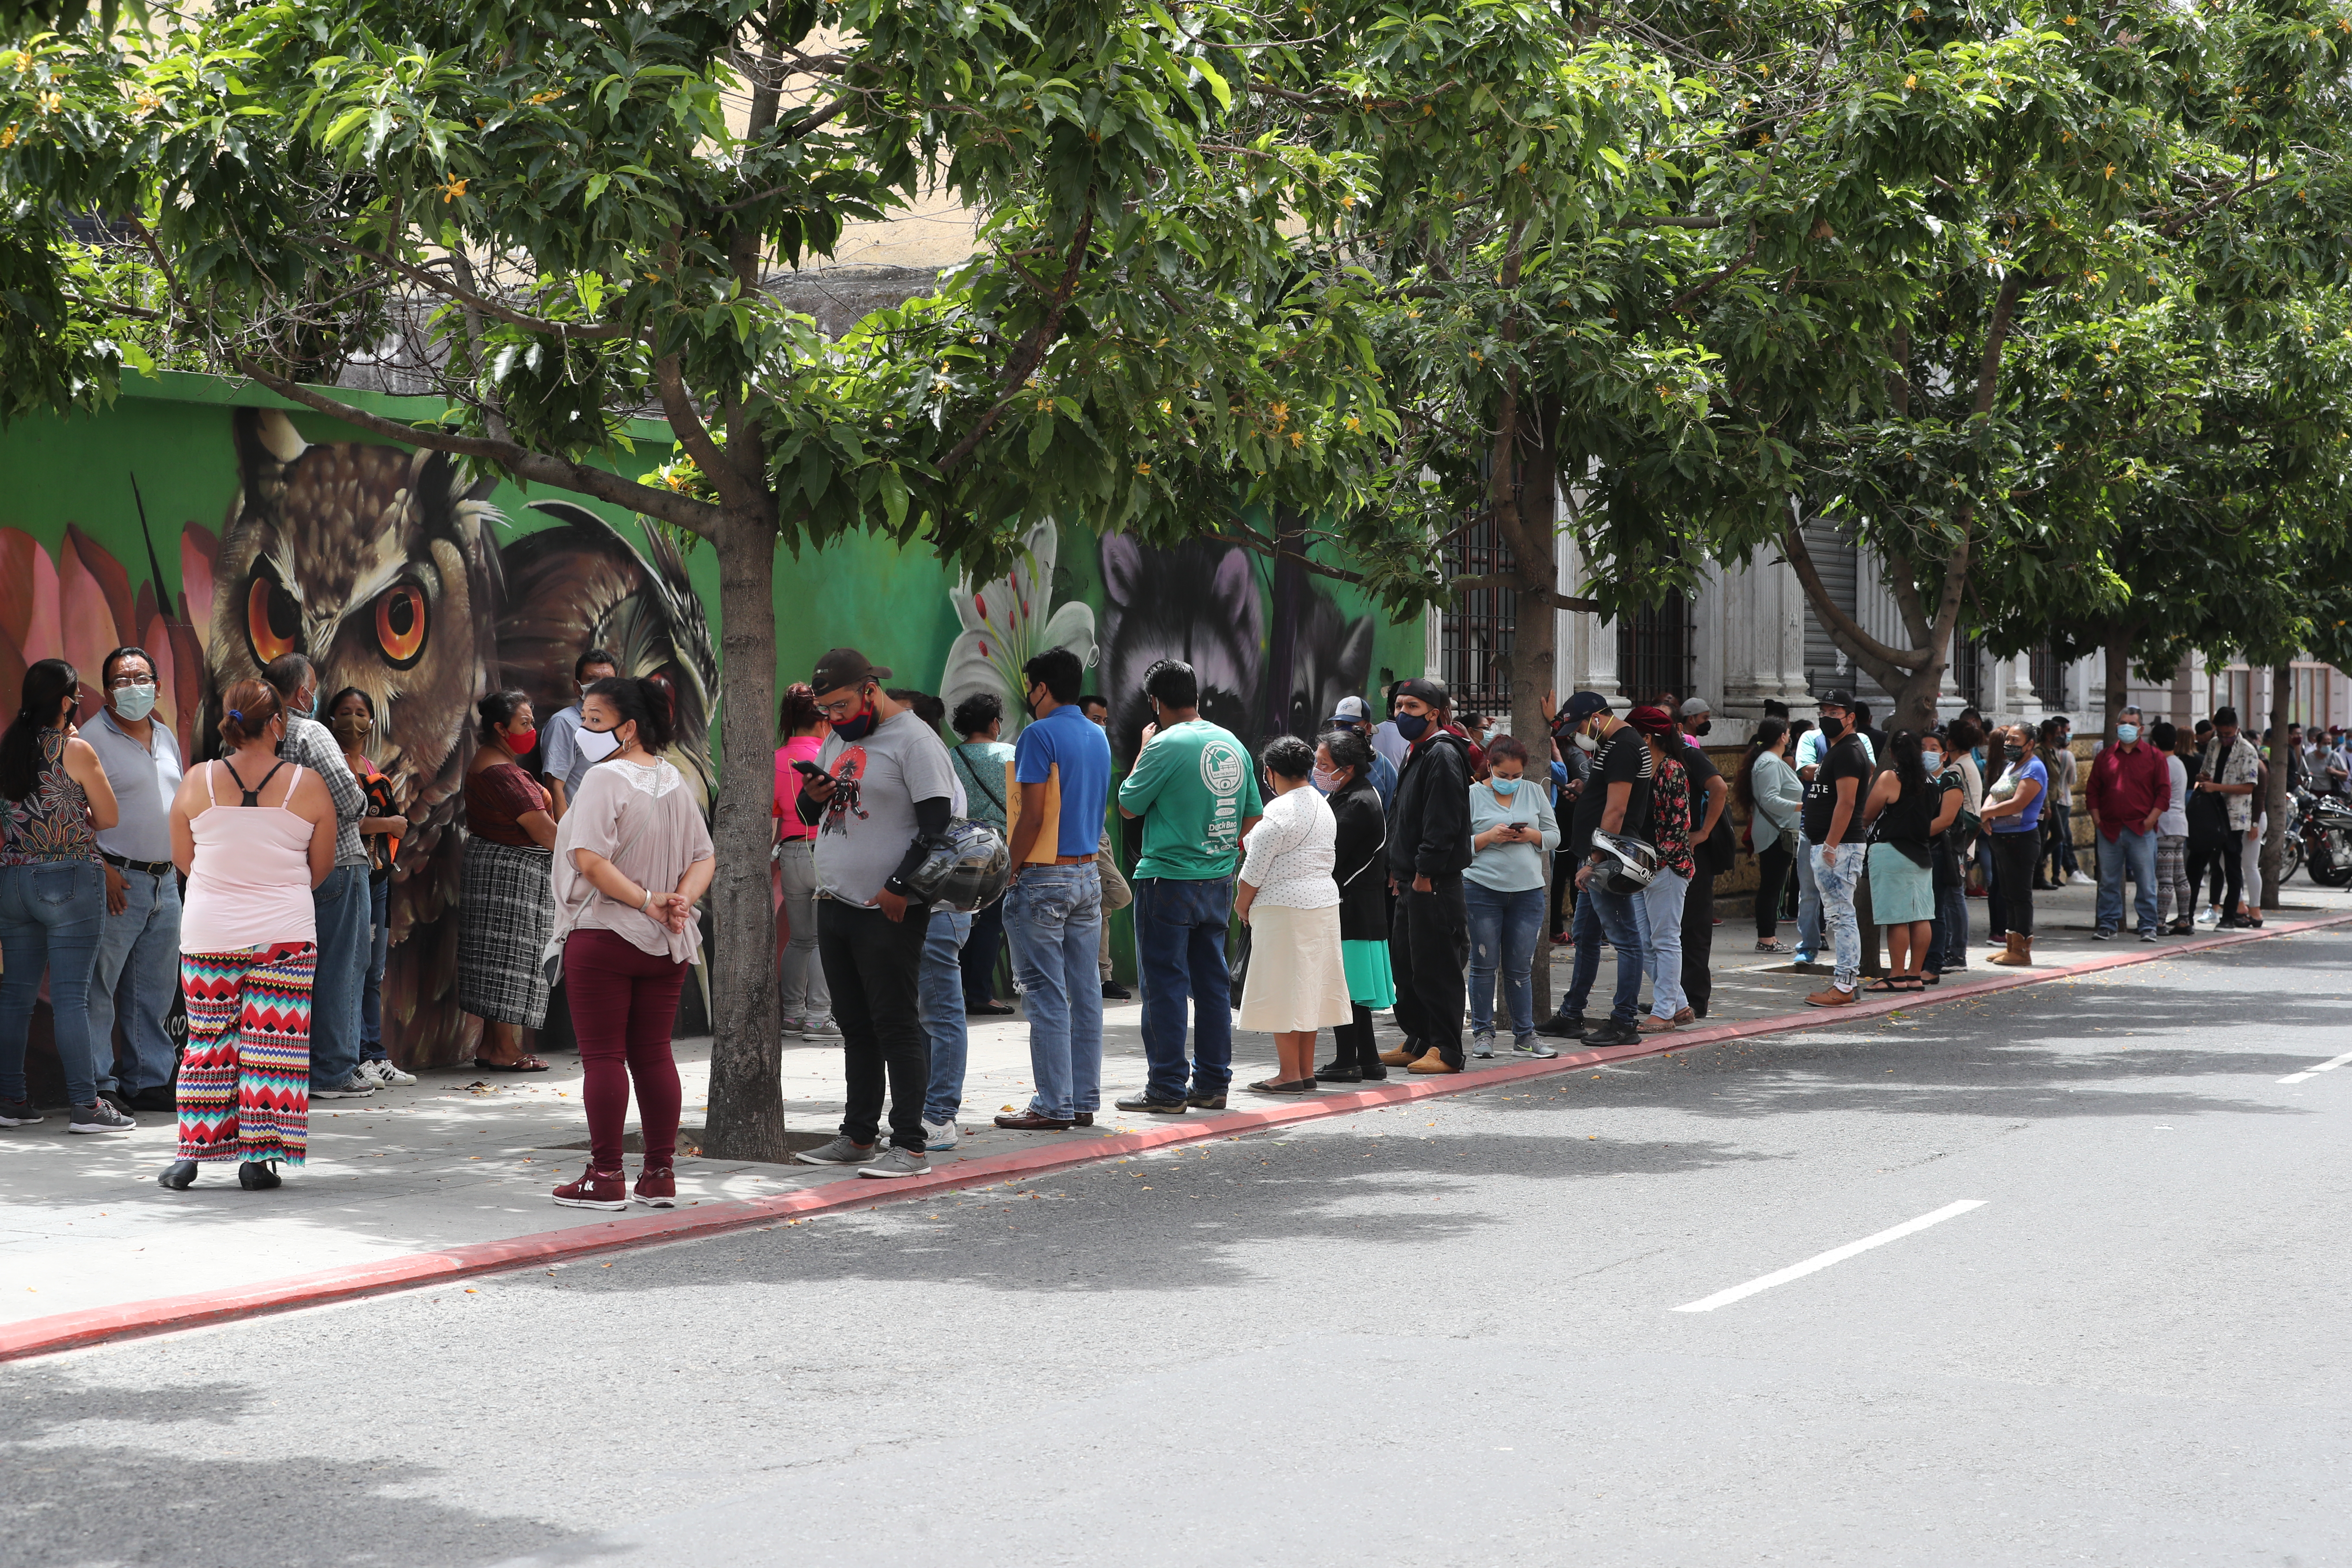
503,726,539,756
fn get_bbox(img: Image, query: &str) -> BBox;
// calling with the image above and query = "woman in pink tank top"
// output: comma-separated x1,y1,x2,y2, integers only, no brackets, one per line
157,680,337,1193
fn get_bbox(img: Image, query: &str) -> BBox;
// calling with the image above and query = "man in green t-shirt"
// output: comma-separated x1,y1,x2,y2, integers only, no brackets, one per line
1112,659,1262,1113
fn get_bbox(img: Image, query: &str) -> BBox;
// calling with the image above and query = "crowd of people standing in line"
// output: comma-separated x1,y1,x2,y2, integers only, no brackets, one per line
3,631,2330,1203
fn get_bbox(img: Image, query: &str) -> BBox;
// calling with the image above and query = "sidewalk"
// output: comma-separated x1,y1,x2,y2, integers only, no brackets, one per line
6,874,2344,1358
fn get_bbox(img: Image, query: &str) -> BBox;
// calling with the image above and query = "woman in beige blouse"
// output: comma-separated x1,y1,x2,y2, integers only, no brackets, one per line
546,677,714,1212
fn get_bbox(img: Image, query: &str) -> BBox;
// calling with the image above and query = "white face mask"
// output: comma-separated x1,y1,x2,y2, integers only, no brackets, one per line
1572,730,1599,754
575,725,624,763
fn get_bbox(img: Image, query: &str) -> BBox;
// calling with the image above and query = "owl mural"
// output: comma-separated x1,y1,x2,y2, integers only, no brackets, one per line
194,408,718,1069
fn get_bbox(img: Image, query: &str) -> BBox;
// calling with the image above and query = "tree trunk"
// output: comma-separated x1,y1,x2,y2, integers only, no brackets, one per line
1507,454,1559,1017
2261,660,2293,910
701,508,788,1161
2101,637,2131,741
1890,653,1948,737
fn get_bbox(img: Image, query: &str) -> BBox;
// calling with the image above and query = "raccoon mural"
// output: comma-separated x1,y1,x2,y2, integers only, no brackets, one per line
1096,535,1375,764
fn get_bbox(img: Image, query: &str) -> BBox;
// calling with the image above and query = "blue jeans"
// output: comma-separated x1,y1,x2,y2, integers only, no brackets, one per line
1794,832,1823,956
88,863,181,1095
961,895,1006,1010
309,864,370,1090
918,906,973,1127
1560,876,1650,1026
1642,868,1690,1020
2096,826,2160,936
359,876,390,1060
1133,875,1234,1100
1933,880,1970,971
1816,843,1865,991
1465,882,1544,1038
1005,863,1104,1119
0,860,107,1107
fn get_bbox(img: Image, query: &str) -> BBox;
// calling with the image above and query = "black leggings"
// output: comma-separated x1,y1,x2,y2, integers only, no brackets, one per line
2188,841,2242,915
1988,831,2042,937
1754,838,1795,940
1328,1002,1382,1073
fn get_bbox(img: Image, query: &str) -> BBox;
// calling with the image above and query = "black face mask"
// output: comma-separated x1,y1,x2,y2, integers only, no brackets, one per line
2004,743,2026,761
1821,714,1846,738
1690,720,1712,738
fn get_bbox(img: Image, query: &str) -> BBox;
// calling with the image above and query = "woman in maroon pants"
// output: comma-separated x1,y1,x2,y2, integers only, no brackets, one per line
547,677,714,1210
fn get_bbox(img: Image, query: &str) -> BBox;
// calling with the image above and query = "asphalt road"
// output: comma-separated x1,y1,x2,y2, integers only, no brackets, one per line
11,928,2352,1568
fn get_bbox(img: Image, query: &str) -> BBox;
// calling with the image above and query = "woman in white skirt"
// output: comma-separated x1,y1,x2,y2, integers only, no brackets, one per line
1234,735,1353,1094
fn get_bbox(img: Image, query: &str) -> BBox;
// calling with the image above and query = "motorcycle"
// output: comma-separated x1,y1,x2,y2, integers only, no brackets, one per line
2292,785,2352,888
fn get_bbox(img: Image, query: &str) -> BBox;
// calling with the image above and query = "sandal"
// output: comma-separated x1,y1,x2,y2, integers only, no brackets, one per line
1247,1077,1318,1095
1920,971,1941,986
473,1056,551,1073
1862,978,1904,994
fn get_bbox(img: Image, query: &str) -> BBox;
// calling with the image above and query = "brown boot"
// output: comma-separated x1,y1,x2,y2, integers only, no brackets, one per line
1988,933,2033,966
1407,1049,1459,1075
1378,1044,1415,1067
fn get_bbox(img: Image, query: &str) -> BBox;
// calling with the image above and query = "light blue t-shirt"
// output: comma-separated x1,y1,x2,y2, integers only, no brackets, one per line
1013,703,1113,859
1796,727,1875,772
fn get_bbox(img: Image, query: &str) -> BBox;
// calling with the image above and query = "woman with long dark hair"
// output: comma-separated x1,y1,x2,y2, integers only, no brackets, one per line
1861,729,1960,991
1978,723,2048,965
460,689,558,1071
159,678,338,1188
0,658,126,1132
549,676,714,1210
1632,705,1694,1032
1232,734,1351,1093
1312,726,1394,1082
1462,734,1560,1056
1738,719,1801,952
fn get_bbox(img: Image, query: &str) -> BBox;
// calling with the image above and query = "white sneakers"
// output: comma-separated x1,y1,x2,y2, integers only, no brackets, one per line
359,1058,416,1087
922,1118,959,1151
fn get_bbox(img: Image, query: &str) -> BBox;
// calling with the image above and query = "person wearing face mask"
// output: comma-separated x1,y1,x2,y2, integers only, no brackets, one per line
82,646,185,1113
793,649,960,1176
328,689,412,1084
1977,724,2048,964
1918,729,1968,984
0,658,130,1133
1462,735,1561,1057
1114,659,1264,1112
1326,696,1398,810
1674,698,1733,1020
1375,678,1476,1075
460,690,560,1071
261,653,375,1101
1532,691,1653,1047
1311,726,1394,1082
538,647,621,822
1799,690,1872,1006
2086,704,2168,942
2150,721,2196,935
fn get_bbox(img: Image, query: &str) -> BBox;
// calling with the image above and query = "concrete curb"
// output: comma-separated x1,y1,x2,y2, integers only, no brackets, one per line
8,909,2345,1363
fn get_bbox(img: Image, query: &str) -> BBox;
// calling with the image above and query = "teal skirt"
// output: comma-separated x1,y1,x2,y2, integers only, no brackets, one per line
1341,939,1395,1008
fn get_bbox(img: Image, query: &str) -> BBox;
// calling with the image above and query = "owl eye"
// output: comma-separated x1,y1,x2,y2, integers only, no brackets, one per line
245,571,301,666
374,584,428,669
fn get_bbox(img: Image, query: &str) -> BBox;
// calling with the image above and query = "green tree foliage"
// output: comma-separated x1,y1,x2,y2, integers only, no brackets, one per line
0,0,1400,1158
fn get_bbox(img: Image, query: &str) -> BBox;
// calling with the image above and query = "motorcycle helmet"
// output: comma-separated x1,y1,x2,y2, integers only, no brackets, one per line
901,819,1011,911
1588,829,1660,895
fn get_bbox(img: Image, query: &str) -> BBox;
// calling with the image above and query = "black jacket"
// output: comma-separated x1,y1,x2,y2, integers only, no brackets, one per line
1329,773,1389,940
1387,729,1474,881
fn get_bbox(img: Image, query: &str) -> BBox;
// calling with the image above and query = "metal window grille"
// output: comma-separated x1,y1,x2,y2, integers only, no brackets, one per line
1617,592,1693,708
2028,642,2067,713
1442,518,1515,716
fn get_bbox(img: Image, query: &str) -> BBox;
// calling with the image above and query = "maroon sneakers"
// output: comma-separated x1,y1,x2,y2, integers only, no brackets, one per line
634,1166,677,1207
552,1165,629,1210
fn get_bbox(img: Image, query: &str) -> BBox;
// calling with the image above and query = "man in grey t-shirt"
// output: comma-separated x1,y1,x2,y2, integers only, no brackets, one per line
792,649,957,1177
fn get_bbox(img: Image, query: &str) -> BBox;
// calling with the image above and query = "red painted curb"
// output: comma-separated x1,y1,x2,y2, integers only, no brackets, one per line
7,908,2344,1362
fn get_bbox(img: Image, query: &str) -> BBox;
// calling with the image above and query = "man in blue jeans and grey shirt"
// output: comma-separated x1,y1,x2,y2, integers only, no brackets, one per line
1114,659,1262,1114
993,646,1113,1132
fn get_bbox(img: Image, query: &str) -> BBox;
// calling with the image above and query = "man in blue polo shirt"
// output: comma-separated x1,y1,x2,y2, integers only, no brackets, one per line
994,646,1115,1131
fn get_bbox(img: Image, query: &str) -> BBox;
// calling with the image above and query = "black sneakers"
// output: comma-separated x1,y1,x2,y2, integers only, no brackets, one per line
1532,1012,1589,1039
1114,1091,1187,1115
1581,1019,1642,1047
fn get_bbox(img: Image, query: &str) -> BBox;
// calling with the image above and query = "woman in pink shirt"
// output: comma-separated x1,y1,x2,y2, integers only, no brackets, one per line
159,679,337,1191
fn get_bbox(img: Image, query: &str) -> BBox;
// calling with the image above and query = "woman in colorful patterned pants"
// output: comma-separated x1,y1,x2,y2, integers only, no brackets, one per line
159,679,337,1191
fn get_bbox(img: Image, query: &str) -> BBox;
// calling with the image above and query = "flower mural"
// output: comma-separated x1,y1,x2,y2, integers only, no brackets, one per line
0,521,213,755
938,520,1096,732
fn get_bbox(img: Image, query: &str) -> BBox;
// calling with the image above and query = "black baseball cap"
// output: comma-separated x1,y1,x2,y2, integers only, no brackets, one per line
1561,691,1611,724
1818,688,1855,710
811,647,891,695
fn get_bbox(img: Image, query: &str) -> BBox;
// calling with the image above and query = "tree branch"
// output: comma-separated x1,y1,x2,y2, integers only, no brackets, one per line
655,354,757,513
1617,214,1732,229
231,358,726,539
318,239,632,341
1452,575,1599,612
938,202,1097,474
1779,516,1925,688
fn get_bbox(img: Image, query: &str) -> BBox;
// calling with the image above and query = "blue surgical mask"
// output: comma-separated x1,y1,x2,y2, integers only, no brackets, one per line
1490,775,1521,797
1393,712,1430,743
2115,724,2140,744
112,683,157,722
